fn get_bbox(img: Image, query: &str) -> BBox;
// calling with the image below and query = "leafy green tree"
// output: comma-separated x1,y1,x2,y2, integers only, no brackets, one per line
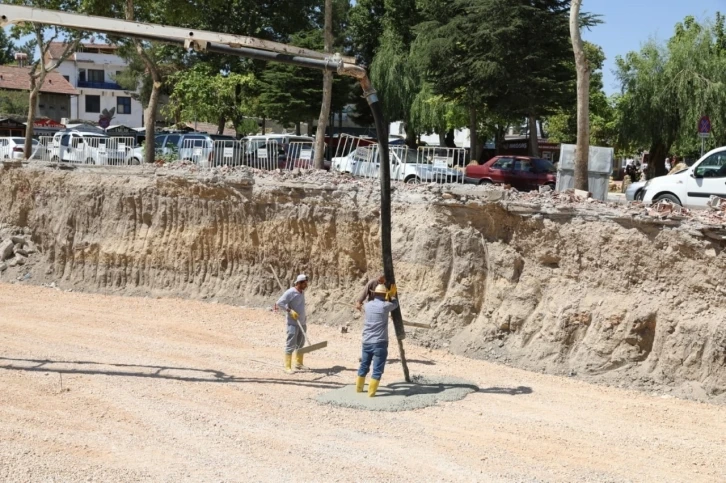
413,0,575,157
615,14,726,176
166,64,258,135
8,0,85,158
347,0,385,125
258,29,349,133
0,90,30,115
0,29,17,65
369,0,422,147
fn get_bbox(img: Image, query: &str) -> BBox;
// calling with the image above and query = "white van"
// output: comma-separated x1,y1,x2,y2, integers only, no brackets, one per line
642,147,726,208
51,131,129,165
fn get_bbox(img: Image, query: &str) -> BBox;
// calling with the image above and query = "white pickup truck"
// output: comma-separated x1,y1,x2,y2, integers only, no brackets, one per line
332,146,464,184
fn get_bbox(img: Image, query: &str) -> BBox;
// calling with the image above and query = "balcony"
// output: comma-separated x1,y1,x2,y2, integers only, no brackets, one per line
77,81,125,90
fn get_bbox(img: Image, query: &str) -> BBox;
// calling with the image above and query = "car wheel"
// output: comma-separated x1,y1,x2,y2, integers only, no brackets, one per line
635,189,644,201
405,176,421,184
546,183,556,191
479,179,493,185
654,193,682,205
129,157,141,166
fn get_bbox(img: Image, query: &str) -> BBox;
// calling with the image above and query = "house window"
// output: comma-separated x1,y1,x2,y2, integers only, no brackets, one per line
88,69,104,83
78,69,86,82
117,97,131,115
63,75,70,82
85,95,101,113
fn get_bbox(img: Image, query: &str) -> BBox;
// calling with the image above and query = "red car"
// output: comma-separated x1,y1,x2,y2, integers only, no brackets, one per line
466,156,557,191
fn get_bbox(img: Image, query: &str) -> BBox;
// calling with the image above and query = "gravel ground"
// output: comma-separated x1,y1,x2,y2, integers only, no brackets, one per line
1,283,725,482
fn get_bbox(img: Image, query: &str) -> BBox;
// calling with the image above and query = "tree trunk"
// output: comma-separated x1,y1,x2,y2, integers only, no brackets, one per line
527,115,539,157
570,0,590,191
647,142,669,179
143,76,162,163
217,114,226,135
313,0,333,170
438,129,446,148
24,82,40,159
126,0,161,165
404,123,417,149
445,129,455,148
469,107,478,163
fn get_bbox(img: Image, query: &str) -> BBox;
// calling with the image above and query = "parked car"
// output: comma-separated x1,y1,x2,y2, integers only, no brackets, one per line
0,137,48,161
642,147,726,208
128,133,214,165
465,156,557,191
243,135,330,170
625,181,646,202
51,131,129,165
331,146,464,183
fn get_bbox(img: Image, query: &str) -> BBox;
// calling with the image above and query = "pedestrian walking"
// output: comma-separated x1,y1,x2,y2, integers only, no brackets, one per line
276,274,309,373
355,273,385,311
355,283,398,397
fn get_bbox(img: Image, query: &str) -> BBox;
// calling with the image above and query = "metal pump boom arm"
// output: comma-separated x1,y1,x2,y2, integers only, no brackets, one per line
0,5,357,64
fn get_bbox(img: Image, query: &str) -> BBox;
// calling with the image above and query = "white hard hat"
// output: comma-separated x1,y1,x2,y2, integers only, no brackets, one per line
295,274,308,284
373,284,388,294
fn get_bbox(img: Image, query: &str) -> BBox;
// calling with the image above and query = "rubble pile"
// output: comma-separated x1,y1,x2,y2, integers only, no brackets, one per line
0,228,37,274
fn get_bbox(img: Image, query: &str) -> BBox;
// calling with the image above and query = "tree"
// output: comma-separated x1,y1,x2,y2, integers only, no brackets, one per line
0,90,30,115
347,0,385,125
313,0,334,169
570,0,589,191
413,0,575,158
615,15,726,177
166,65,258,135
0,28,17,65
8,0,84,159
370,0,422,147
258,30,348,132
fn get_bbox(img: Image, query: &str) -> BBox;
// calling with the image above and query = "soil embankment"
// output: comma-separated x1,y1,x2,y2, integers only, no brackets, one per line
1,165,725,402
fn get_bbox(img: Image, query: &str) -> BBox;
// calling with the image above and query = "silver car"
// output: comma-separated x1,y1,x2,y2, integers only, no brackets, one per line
625,181,646,201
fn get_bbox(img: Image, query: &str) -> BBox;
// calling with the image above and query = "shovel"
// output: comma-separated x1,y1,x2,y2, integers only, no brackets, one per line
269,264,328,354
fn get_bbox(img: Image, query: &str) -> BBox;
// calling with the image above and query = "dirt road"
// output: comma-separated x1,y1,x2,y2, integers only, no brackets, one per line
1,283,724,482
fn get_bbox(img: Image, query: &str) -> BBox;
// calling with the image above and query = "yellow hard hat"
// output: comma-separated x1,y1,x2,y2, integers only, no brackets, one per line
373,284,388,294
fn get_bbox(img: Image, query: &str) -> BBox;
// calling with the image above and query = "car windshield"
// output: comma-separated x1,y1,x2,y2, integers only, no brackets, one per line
533,158,556,173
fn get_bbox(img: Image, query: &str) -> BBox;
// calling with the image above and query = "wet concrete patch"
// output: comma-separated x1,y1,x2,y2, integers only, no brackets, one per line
316,375,478,411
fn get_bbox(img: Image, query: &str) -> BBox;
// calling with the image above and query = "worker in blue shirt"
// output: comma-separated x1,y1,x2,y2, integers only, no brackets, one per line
356,283,398,397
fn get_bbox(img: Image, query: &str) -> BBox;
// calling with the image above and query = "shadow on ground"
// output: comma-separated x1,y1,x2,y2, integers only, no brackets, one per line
0,356,345,390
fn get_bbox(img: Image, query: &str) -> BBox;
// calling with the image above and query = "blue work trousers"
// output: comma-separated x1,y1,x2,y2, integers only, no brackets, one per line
357,341,388,380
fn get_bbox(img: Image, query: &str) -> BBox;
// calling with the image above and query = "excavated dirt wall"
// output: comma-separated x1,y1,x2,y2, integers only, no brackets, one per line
1,165,726,402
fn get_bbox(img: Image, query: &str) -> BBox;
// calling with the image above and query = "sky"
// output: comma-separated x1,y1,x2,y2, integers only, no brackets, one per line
583,0,726,95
